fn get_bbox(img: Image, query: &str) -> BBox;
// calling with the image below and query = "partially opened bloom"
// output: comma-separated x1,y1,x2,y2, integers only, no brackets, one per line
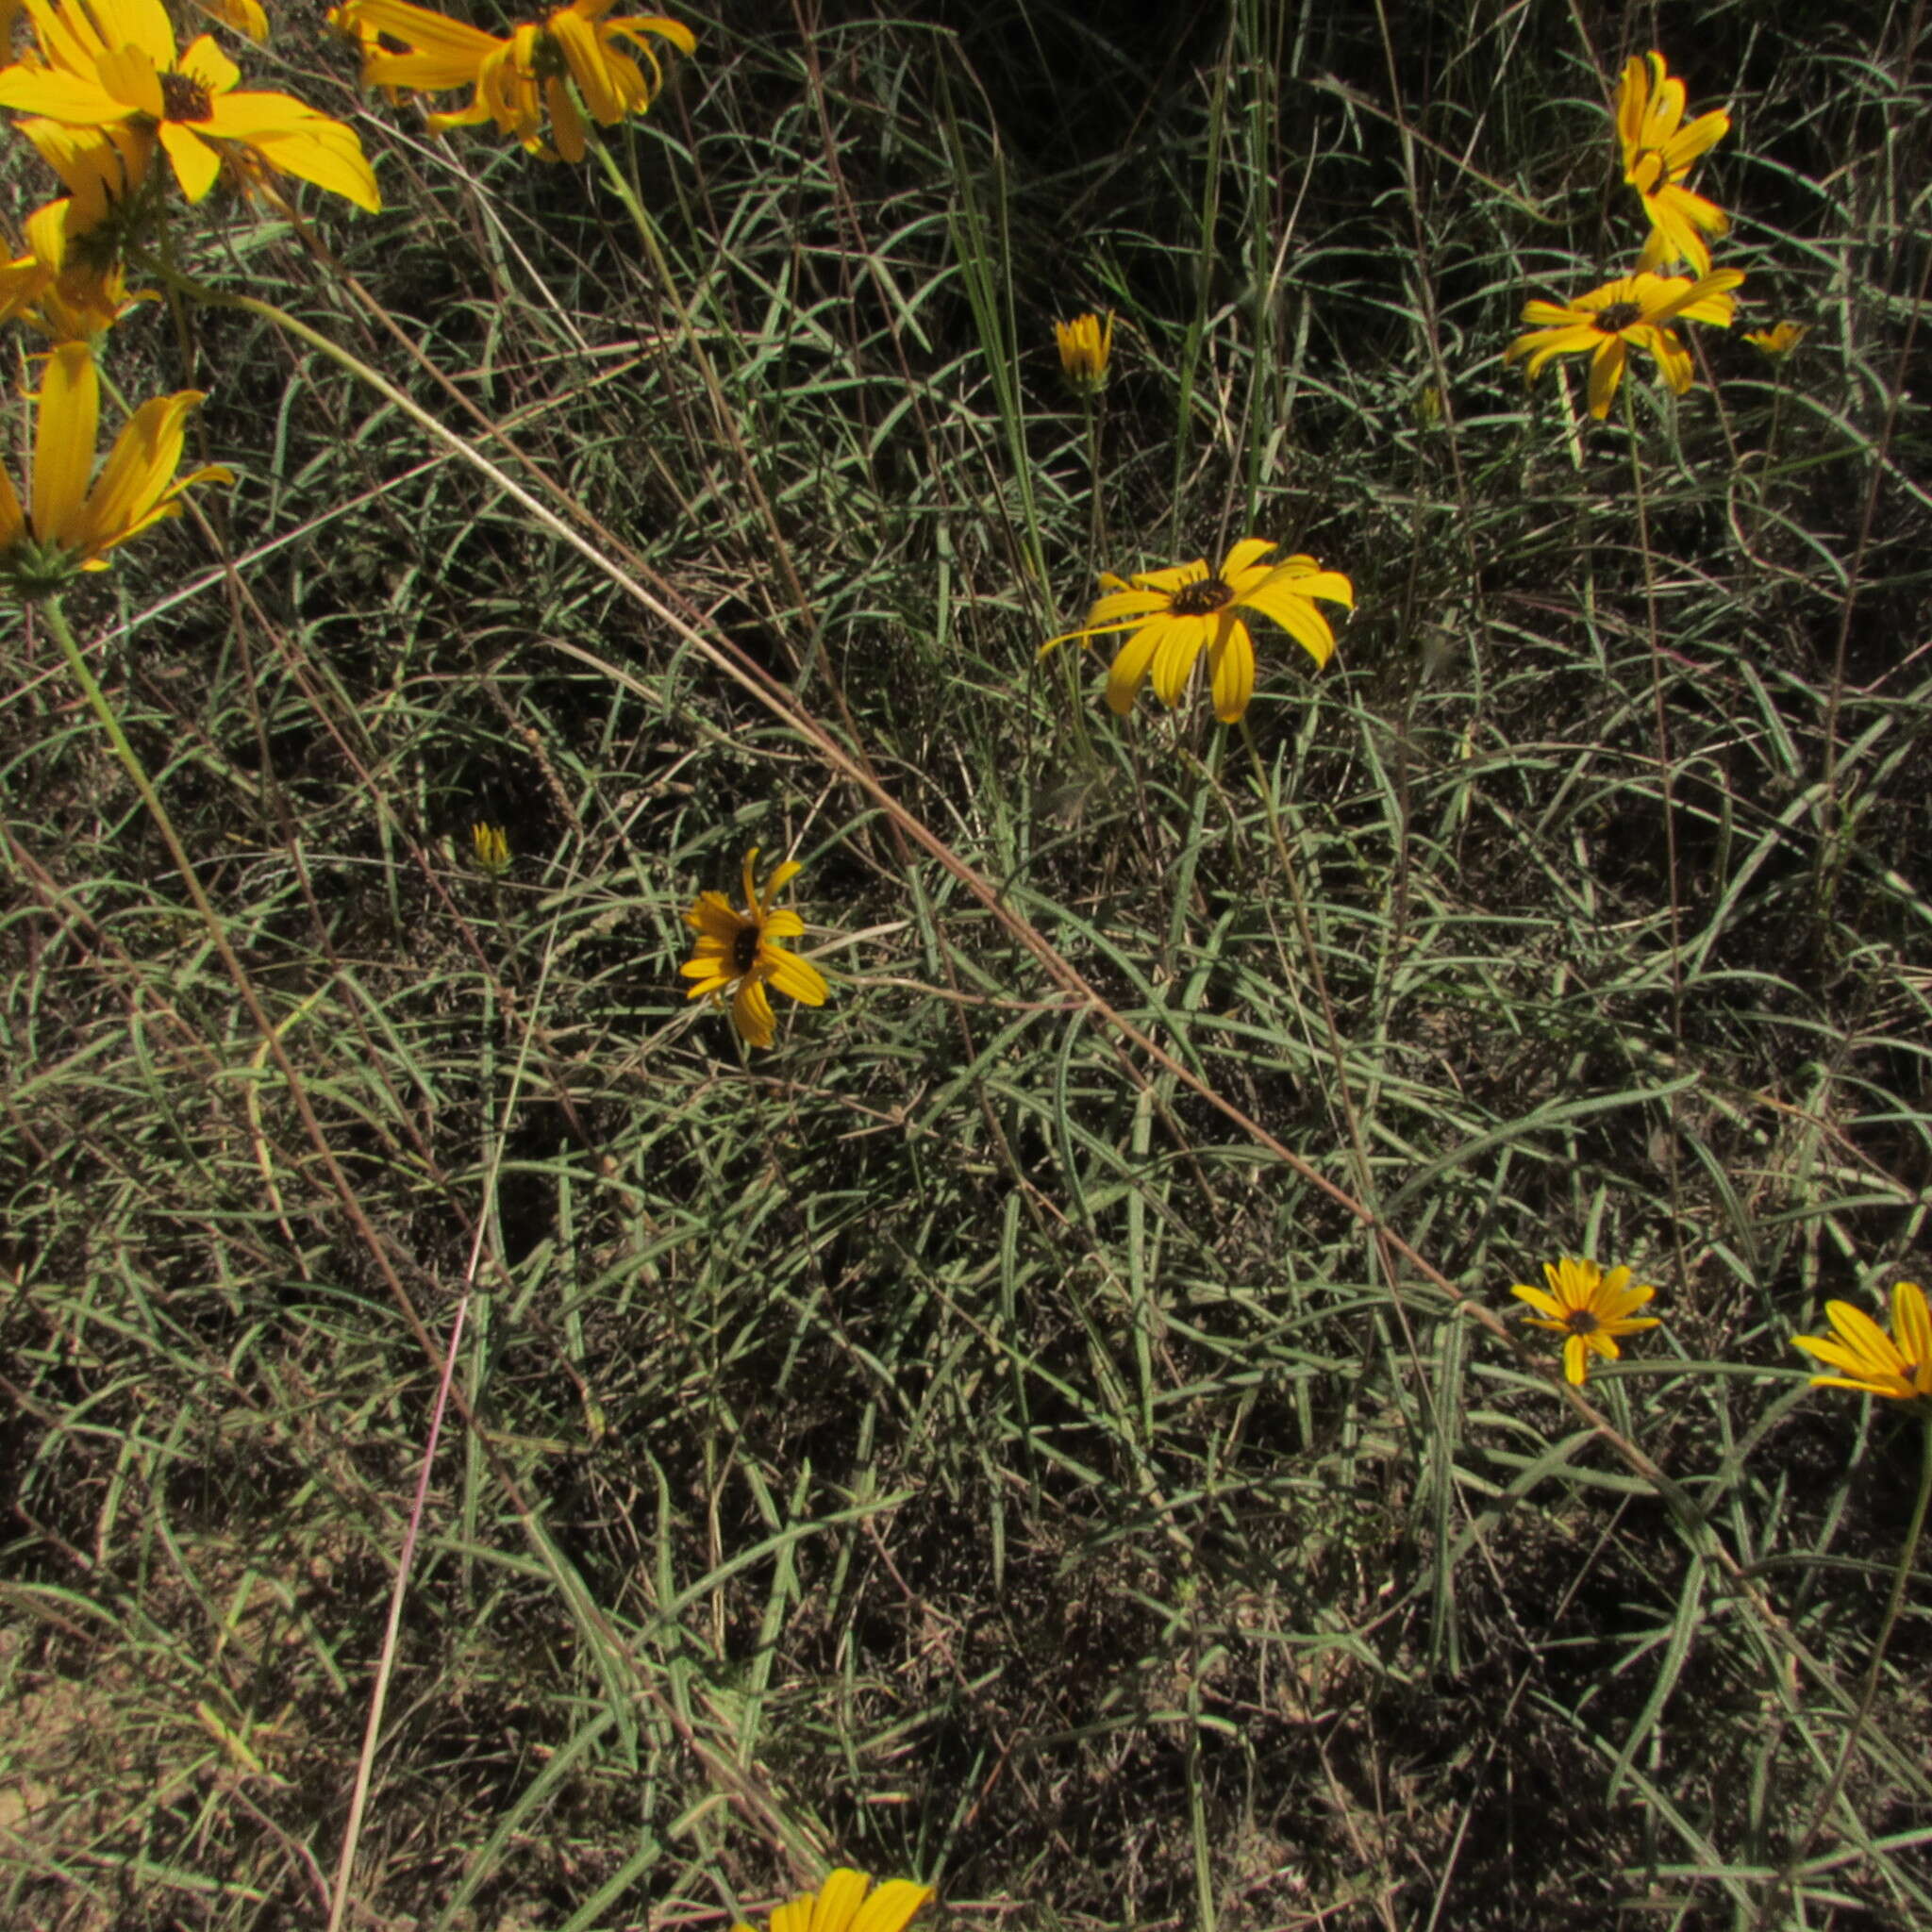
1506,269,1742,419
1744,321,1808,360
734,1870,934,1932
1617,51,1730,275
0,341,232,601
471,820,510,874
0,0,379,211
1792,1281,1932,1406
1041,539,1352,724
1054,310,1113,392
338,0,694,162
1512,1257,1660,1385
681,848,829,1051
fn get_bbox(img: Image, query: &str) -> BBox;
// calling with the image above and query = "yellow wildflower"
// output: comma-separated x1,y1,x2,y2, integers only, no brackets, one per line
338,0,693,162
1054,310,1113,392
1041,538,1352,724
1507,269,1742,418
680,848,828,1051
0,0,379,212
1616,51,1730,276
1793,1281,1932,1406
1511,1257,1660,1386
0,341,231,601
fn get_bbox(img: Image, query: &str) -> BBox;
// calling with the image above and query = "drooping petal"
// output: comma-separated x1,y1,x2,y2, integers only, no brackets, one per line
1633,324,1694,395
552,5,623,120
1105,616,1167,713
1586,336,1626,418
220,108,383,210
1208,615,1255,722
731,974,776,1048
78,388,227,558
545,74,586,159
1149,612,1209,706
31,341,98,546
1241,585,1335,668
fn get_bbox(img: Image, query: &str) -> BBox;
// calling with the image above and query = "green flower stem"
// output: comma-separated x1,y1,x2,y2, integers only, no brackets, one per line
1621,379,1690,1293
41,595,216,926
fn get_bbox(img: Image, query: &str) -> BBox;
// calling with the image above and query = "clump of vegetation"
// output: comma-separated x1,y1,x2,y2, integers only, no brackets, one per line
3,3,1929,1928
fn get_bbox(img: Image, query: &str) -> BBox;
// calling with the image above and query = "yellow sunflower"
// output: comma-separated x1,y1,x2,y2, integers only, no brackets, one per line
1506,268,1742,419
0,0,379,211
338,0,694,162
734,1871,934,1932
1511,1257,1661,1386
681,848,829,1051
1616,51,1730,276
1041,538,1352,724
1792,1280,1932,1406
0,341,231,601
1054,309,1113,392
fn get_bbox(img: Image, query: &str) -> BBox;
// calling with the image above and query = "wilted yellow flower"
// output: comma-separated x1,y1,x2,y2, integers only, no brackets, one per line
1743,321,1808,359
0,0,379,211
0,198,146,340
733,1871,934,1932
681,848,828,1051
1054,309,1113,392
1792,1281,1932,1405
1041,538,1351,724
338,0,694,162
0,341,231,601
1507,269,1741,419
1511,1257,1659,1385
471,821,511,874
1617,51,1730,276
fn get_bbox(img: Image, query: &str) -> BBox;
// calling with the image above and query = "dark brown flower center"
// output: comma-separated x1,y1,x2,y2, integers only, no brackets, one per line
160,72,213,122
1169,578,1235,618
1594,301,1644,334
731,924,761,974
1566,1309,1601,1336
